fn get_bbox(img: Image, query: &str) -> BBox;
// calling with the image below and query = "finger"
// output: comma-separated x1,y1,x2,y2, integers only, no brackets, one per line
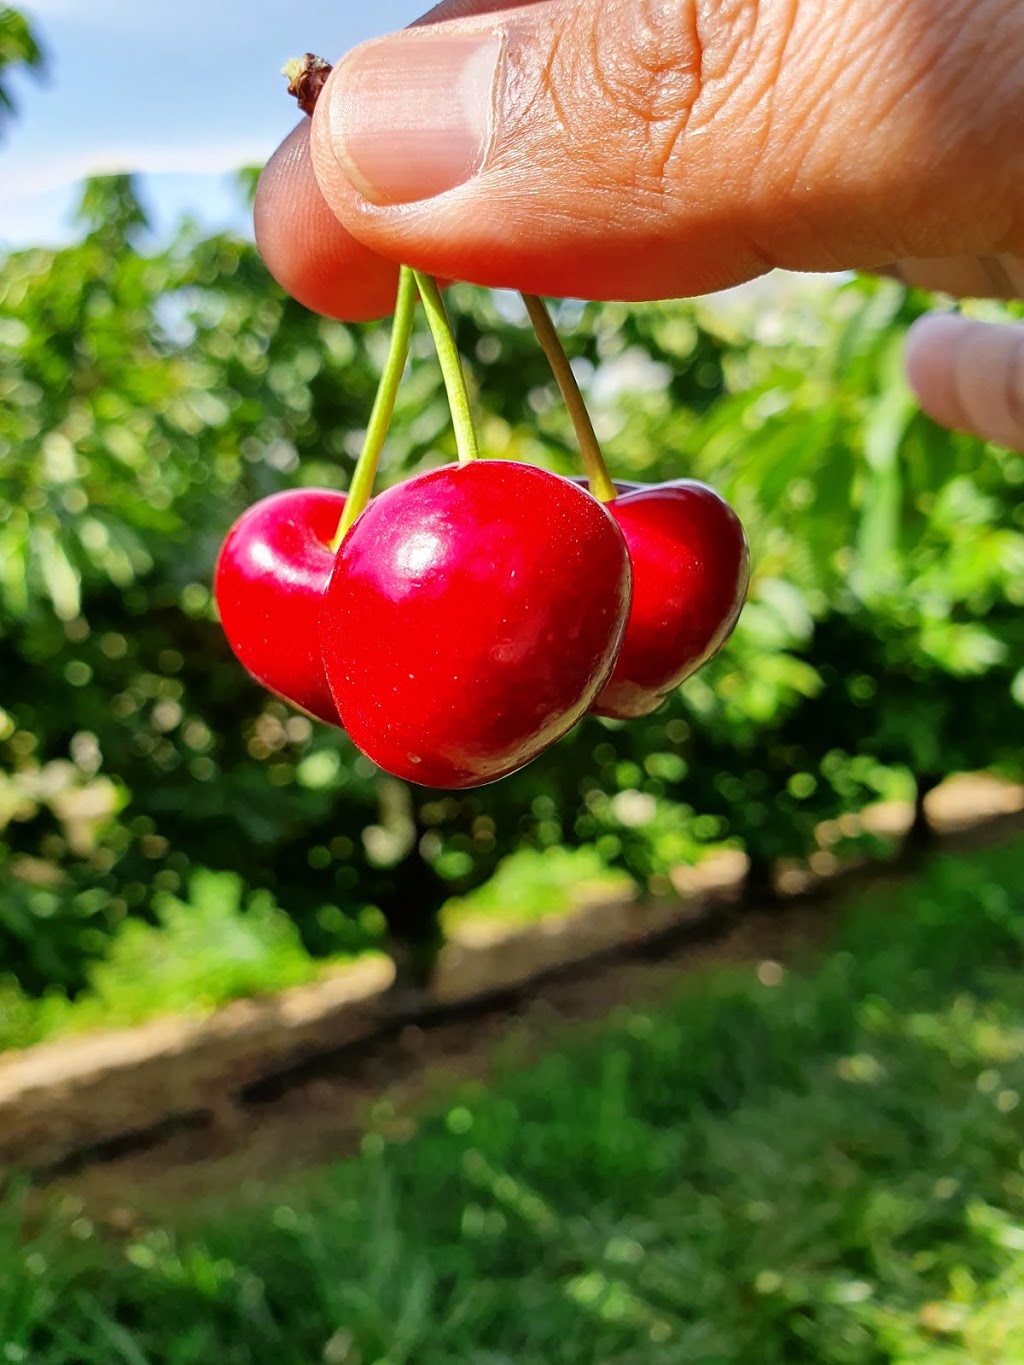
905,314,1024,450
879,254,1024,300
254,120,400,322
309,0,1024,301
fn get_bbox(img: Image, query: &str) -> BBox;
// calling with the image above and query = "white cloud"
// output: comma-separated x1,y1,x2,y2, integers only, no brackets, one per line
0,139,271,205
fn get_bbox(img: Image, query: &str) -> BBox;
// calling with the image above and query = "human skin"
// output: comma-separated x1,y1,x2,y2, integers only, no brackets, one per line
255,0,1024,448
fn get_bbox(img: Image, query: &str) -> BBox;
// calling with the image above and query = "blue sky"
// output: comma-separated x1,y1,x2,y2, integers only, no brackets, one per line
1,0,427,247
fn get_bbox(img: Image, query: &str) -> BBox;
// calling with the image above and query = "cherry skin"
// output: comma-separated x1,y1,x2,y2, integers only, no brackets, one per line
215,487,346,726
592,479,750,719
320,461,632,788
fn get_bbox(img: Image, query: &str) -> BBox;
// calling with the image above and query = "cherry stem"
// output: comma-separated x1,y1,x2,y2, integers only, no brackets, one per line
521,293,617,502
330,266,418,552
411,271,479,465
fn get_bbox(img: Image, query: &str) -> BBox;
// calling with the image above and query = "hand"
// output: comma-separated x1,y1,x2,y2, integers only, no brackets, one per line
255,0,1024,447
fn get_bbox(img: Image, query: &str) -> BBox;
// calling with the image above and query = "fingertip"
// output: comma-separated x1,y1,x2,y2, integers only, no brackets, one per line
904,312,971,432
254,120,401,323
906,313,1024,450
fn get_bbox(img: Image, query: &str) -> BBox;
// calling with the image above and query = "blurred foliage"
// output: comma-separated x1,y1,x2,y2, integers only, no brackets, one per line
0,868,375,1051
441,844,635,932
1,173,1022,998
0,6,42,127
4,838,1024,1362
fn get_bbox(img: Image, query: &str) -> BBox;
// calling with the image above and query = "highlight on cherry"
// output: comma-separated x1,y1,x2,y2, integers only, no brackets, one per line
214,55,750,792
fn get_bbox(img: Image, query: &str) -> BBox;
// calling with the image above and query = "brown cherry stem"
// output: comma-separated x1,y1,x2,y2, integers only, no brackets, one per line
282,54,332,116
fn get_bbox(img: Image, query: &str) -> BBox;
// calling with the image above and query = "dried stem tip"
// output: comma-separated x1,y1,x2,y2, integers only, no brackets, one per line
282,53,333,116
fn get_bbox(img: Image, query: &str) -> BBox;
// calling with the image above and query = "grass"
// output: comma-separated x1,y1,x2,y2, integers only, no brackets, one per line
0,848,637,1053
3,838,1024,1363
0,870,370,1051
440,844,636,932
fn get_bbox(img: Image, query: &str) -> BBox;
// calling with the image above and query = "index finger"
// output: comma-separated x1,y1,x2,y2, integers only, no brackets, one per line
254,119,401,323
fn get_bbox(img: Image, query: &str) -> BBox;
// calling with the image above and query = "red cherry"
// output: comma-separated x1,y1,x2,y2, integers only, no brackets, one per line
320,462,632,788
215,488,345,726
592,479,750,719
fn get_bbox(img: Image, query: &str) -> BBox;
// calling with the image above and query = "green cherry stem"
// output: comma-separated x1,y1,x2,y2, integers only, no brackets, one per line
521,293,617,503
411,271,479,466
331,265,418,551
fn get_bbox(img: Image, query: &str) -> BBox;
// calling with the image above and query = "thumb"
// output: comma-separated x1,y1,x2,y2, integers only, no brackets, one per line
309,0,1024,301
905,314,1024,451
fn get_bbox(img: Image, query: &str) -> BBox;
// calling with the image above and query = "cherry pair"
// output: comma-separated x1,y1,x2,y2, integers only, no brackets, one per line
215,463,748,788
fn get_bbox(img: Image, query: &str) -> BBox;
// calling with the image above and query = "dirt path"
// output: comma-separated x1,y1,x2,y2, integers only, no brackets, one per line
49,791,1024,1229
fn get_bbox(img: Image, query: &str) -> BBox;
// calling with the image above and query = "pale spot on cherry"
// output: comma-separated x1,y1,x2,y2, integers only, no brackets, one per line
249,541,279,573
397,530,444,578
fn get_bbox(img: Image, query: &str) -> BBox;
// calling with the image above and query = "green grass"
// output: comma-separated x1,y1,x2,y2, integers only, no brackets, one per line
441,844,637,932
0,849,636,1052
3,839,1024,1363
0,870,370,1051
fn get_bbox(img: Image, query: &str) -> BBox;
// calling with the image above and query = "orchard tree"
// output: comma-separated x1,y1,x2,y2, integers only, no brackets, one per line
1,163,1021,996
0,7,42,129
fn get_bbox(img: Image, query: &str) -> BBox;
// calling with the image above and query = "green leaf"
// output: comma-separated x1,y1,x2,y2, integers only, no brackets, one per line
851,342,917,601
0,7,44,125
